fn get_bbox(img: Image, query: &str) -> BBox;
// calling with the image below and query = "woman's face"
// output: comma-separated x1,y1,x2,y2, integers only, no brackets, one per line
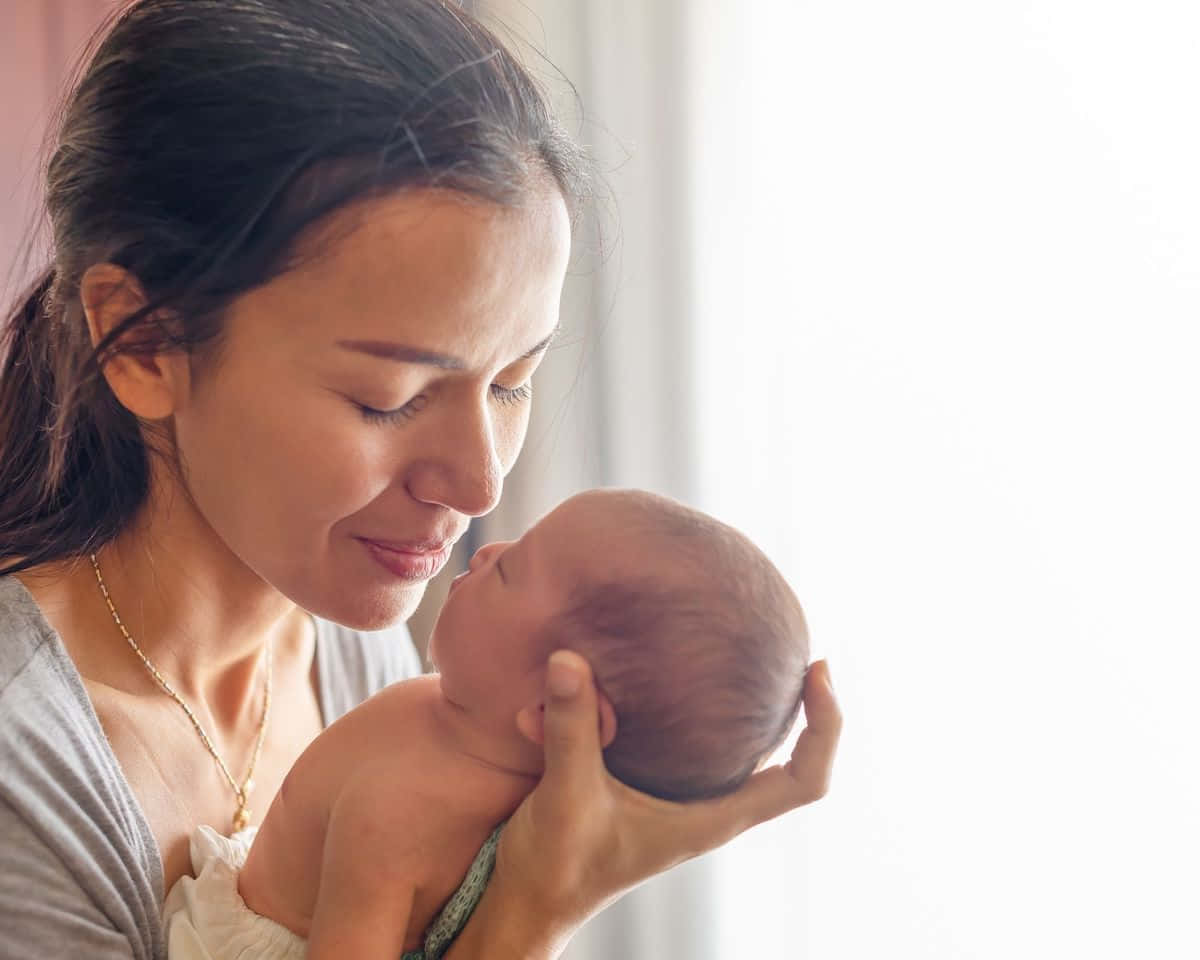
169,185,572,629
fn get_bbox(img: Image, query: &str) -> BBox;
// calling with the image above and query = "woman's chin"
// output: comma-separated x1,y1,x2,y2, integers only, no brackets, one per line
309,580,429,632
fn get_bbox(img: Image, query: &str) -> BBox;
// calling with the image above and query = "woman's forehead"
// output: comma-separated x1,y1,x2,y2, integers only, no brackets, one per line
229,186,571,364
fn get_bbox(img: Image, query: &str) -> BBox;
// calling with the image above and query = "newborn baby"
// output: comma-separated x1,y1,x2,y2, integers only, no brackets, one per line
163,488,810,960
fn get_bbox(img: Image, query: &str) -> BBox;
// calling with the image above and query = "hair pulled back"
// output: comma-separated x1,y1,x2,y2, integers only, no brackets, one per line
0,0,586,579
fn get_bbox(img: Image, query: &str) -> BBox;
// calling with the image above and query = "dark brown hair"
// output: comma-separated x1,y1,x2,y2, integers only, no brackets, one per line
0,0,588,579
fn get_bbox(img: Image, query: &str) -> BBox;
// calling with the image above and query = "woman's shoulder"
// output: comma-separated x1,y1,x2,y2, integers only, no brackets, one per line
310,613,425,725
0,575,56,691
0,575,161,861
0,575,95,739
0,576,163,959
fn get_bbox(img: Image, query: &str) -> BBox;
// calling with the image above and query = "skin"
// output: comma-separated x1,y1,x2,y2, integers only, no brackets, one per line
241,494,624,957
16,181,843,959
428,490,628,757
238,673,542,957
243,489,793,958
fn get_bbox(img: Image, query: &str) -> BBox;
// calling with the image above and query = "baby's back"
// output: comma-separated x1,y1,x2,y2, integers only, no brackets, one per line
239,675,530,952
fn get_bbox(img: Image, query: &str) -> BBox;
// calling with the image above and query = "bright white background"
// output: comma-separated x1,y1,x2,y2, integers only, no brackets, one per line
690,2,1200,957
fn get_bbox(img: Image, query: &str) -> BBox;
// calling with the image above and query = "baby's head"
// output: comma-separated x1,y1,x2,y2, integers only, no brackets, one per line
428,489,809,801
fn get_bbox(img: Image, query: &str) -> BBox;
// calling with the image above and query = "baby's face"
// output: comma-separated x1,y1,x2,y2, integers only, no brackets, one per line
427,492,614,728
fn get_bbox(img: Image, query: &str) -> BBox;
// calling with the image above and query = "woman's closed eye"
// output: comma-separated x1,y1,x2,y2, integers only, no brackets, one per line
490,382,532,406
356,394,428,424
355,381,532,425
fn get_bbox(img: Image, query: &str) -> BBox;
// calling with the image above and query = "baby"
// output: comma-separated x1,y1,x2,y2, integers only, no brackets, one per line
163,488,810,959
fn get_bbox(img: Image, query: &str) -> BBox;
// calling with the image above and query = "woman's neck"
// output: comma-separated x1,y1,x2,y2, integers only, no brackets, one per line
18,478,305,725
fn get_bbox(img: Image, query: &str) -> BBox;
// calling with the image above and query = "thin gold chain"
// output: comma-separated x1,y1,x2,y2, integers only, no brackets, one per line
89,553,272,833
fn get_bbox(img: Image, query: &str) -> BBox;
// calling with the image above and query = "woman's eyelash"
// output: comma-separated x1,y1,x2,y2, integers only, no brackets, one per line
491,382,532,406
356,383,531,425
357,400,421,424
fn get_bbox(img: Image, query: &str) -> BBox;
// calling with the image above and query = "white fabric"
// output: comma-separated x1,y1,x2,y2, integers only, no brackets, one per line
162,826,305,960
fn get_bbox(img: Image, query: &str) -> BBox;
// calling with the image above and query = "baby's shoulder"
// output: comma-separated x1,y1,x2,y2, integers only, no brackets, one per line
316,677,459,803
269,676,435,821
307,673,439,757
347,672,443,724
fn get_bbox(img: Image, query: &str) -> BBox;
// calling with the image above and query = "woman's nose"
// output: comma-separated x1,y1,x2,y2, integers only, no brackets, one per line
405,394,504,517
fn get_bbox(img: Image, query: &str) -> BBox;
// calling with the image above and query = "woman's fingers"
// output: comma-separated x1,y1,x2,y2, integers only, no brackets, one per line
676,660,843,844
493,655,843,929
529,654,839,874
785,659,842,786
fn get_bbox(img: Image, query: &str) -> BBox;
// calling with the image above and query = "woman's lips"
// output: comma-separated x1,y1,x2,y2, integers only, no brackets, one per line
360,538,453,582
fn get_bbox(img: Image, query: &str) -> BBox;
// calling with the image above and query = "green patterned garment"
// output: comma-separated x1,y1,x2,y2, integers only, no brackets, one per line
400,824,502,960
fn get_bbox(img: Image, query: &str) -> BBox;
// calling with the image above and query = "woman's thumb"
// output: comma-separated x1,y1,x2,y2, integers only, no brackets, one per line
541,650,602,785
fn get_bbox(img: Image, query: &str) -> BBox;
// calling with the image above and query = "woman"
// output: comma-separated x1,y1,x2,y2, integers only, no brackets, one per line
0,1,841,957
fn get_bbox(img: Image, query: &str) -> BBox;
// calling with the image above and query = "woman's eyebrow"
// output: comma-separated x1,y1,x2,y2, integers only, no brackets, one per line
335,323,562,368
335,340,464,369
521,323,562,359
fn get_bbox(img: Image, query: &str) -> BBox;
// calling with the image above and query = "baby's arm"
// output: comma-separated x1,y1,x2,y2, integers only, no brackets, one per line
305,781,423,960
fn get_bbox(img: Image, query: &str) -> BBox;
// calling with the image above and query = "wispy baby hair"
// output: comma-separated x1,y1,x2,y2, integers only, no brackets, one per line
546,490,809,802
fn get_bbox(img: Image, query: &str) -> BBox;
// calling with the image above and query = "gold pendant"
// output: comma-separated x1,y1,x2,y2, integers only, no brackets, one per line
233,806,251,832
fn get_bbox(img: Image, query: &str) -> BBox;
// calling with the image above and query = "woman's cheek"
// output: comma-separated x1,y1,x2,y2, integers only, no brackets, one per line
302,416,395,508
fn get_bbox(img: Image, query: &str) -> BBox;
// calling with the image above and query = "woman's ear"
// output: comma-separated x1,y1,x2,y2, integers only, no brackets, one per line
515,688,619,748
80,263,189,420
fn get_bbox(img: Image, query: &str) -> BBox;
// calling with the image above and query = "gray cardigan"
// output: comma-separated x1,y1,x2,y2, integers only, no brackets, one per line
0,575,421,960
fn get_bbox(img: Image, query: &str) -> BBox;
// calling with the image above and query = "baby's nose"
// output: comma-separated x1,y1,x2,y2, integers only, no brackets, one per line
469,543,498,572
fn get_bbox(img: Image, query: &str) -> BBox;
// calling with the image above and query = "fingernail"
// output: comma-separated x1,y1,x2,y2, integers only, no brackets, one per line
548,652,582,698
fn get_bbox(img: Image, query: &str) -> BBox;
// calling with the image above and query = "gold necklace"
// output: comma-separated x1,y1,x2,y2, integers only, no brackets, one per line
89,553,272,833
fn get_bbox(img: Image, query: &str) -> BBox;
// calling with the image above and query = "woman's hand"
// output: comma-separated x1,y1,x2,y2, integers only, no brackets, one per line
450,652,841,958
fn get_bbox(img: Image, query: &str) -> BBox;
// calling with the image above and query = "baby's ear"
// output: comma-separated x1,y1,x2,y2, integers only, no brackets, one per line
515,689,618,748
515,700,546,745
596,690,618,749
